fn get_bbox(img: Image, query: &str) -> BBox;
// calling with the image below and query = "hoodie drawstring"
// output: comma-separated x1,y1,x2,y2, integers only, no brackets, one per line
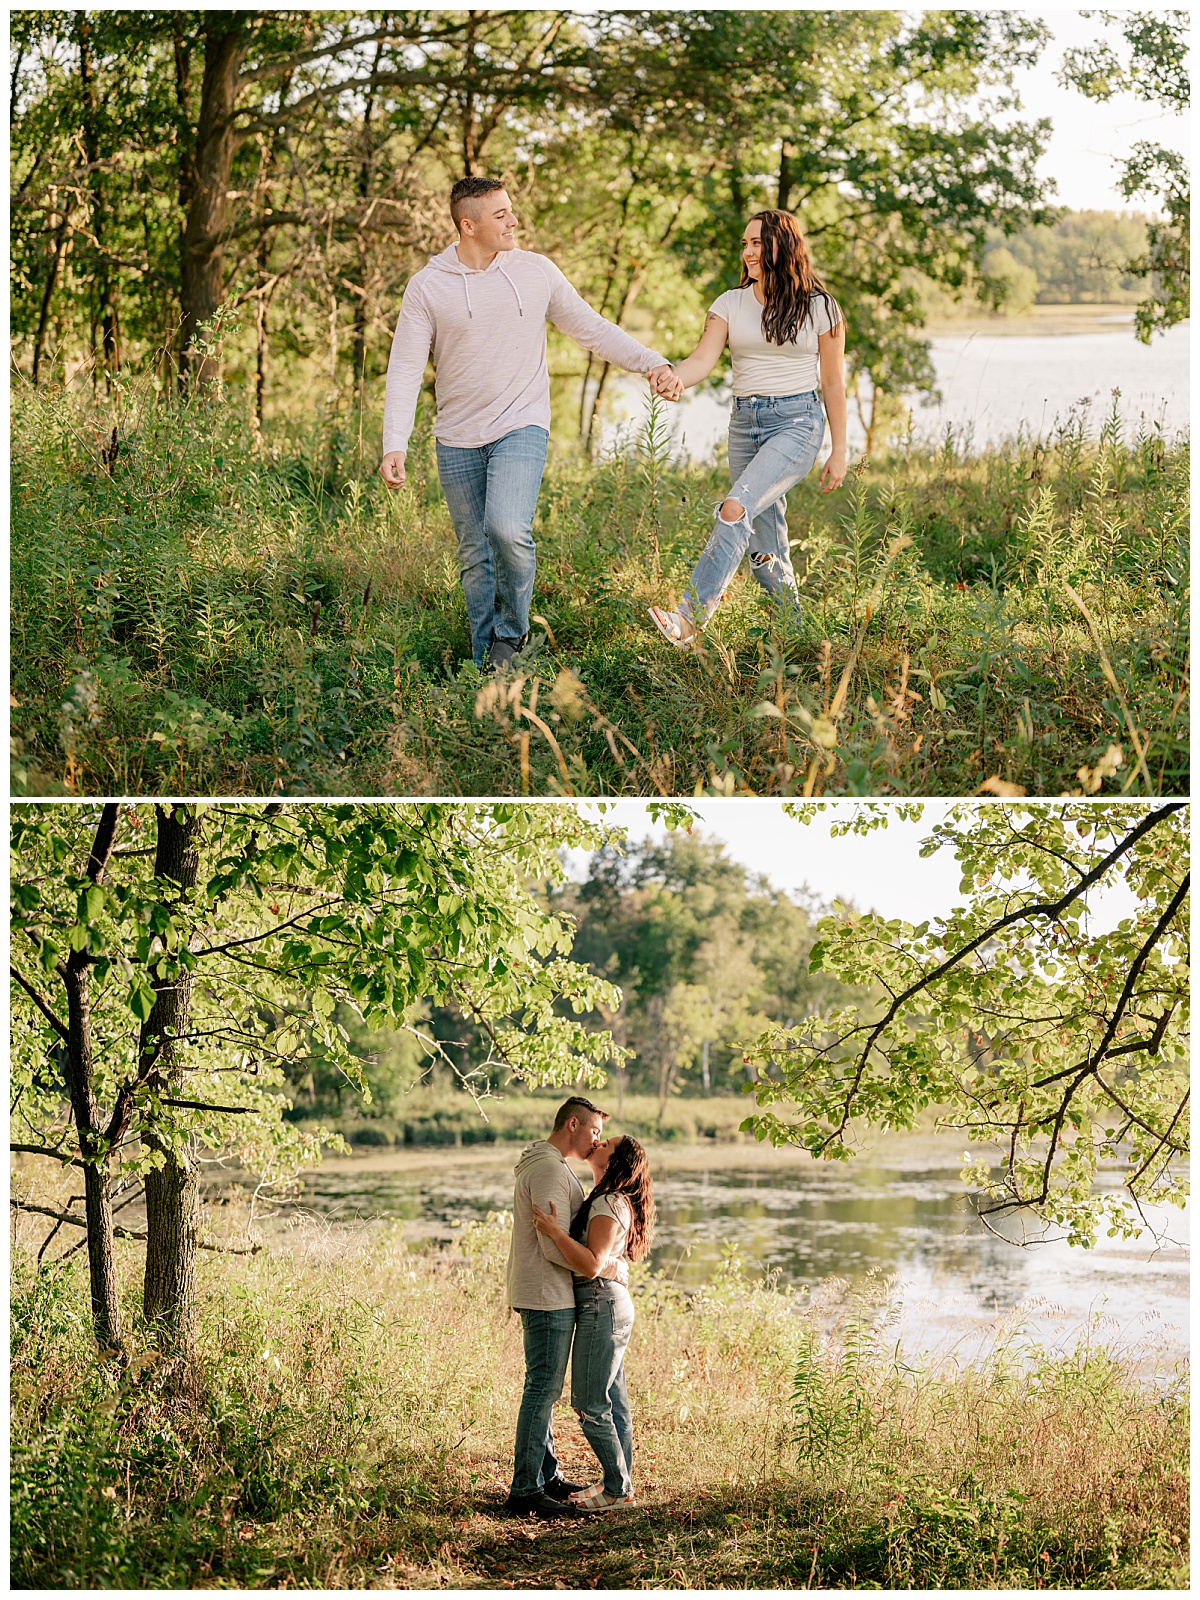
497,258,524,316
439,247,524,318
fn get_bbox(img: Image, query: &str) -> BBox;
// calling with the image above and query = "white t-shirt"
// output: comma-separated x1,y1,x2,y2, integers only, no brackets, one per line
586,1192,632,1263
709,285,843,398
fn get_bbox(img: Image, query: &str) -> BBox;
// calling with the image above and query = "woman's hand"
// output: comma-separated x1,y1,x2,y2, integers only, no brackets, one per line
820,449,847,493
648,365,684,401
531,1200,562,1236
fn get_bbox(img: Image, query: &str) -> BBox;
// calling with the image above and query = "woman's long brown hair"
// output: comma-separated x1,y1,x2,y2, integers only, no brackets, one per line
572,1135,656,1262
740,209,834,346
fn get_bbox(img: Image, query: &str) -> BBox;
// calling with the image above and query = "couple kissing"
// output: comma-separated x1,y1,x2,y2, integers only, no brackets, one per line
503,1096,655,1517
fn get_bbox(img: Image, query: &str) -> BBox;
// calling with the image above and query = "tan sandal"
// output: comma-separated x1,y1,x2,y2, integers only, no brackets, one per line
648,606,697,648
569,1483,636,1512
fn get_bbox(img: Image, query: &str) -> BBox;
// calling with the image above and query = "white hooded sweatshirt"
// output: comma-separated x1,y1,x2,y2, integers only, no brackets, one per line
382,244,669,456
505,1140,586,1312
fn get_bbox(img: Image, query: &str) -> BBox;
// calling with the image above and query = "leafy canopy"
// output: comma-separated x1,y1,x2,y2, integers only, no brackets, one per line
743,802,1188,1247
10,801,646,1184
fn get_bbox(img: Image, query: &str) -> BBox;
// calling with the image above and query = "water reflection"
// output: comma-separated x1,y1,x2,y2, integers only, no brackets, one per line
233,1140,1187,1365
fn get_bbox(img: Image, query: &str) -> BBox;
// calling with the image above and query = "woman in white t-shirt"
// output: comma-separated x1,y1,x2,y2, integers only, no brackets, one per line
648,209,847,646
532,1134,655,1511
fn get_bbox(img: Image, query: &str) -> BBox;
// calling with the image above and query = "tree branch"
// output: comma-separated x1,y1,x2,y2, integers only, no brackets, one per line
1031,875,1189,1093
10,965,69,1039
10,1143,84,1168
819,803,1184,1149
85,802,121,884
10,1199,263,1254
158,1098,258,1114
190,895,346,959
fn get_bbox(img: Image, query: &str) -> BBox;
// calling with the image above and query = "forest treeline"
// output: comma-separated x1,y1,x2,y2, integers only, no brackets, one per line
284,830,853,1128
12,7,1062,452
977,212,1154,312
11,11,1187,447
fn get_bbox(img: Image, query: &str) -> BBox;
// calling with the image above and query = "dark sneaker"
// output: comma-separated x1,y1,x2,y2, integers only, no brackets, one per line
543,1475,587,1501
502,1491,580,1519
485,632,530,673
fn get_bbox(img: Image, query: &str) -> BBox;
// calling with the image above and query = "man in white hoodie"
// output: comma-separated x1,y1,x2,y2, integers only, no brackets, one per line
380,177,678,671
502,1094,616,1518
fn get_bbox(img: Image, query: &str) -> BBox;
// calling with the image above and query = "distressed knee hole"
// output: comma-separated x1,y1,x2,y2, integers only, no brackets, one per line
719,497,746,523
750,552,775,569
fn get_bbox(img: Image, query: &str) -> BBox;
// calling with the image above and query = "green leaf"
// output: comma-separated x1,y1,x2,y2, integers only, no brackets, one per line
128,981,156,1023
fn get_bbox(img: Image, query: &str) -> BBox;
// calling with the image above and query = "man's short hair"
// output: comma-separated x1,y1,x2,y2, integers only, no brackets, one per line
450,175,506,229
552,1095,610,1133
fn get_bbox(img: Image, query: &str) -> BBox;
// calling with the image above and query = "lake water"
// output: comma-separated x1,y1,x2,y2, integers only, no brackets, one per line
601,311,1189,463
243,1137,1188,1372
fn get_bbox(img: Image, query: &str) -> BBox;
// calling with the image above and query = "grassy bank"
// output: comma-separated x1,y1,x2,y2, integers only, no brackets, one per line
11,1195,1188,1590
11,378,1188,797
302,1090,757,1151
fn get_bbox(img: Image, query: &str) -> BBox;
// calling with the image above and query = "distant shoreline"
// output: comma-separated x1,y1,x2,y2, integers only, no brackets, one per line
922,302,1142,338
311,1127,988,1178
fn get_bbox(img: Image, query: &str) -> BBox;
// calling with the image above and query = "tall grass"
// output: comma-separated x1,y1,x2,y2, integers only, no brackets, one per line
11,1186,1188,1590
10,375,1188,796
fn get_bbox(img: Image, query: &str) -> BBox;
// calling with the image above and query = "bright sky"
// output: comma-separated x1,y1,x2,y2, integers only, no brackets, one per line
982,7,1188,212
567,801,1140,933
573,801,964,923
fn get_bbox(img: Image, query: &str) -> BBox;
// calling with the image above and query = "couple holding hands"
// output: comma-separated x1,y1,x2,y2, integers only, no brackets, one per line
380,175,847,671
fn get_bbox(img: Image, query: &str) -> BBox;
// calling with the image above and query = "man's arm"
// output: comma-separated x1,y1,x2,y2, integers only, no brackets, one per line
380,287,434,489
528,1163,577,1271
542,258,671,380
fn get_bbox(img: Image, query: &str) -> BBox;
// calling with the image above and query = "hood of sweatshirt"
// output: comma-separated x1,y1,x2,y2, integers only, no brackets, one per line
427,241,525,318
513,1139,566,1180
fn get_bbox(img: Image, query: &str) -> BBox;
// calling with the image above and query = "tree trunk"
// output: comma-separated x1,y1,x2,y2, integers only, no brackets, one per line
32,206,71,384
255,280,268,432
179,16,245,389
352,44,383,406
701,1036,711,1093
656,1057,676,1128
62,804,123,1352
778,144,794,212
730,146,745,217
77,15,119,376
173,26,193,397
141,804,203,1352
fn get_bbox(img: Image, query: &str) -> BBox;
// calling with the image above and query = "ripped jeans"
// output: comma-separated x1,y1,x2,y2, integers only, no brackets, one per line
571,1277,634,1497
680,390,825,625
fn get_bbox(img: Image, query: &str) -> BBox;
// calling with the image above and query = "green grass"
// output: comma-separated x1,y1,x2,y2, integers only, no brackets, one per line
11,1187,1188,1589
10,375,1188,796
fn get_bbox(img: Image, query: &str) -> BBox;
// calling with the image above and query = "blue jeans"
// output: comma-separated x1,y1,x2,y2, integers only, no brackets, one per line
436,425,549,666
510,1306,576,1499
681,390,825,624
571,1279,635,1497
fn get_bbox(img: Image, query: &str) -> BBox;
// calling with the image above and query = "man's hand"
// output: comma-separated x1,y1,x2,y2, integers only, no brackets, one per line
648,364,684,402
820,449,847,493
380,451,407,490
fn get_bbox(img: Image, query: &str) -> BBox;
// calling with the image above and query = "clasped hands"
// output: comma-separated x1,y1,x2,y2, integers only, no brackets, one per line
648,363,684,402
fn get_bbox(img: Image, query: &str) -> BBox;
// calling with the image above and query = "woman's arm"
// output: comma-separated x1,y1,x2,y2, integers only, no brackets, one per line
669,311,729,389
532,1201,619,1279
818,318,848,492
